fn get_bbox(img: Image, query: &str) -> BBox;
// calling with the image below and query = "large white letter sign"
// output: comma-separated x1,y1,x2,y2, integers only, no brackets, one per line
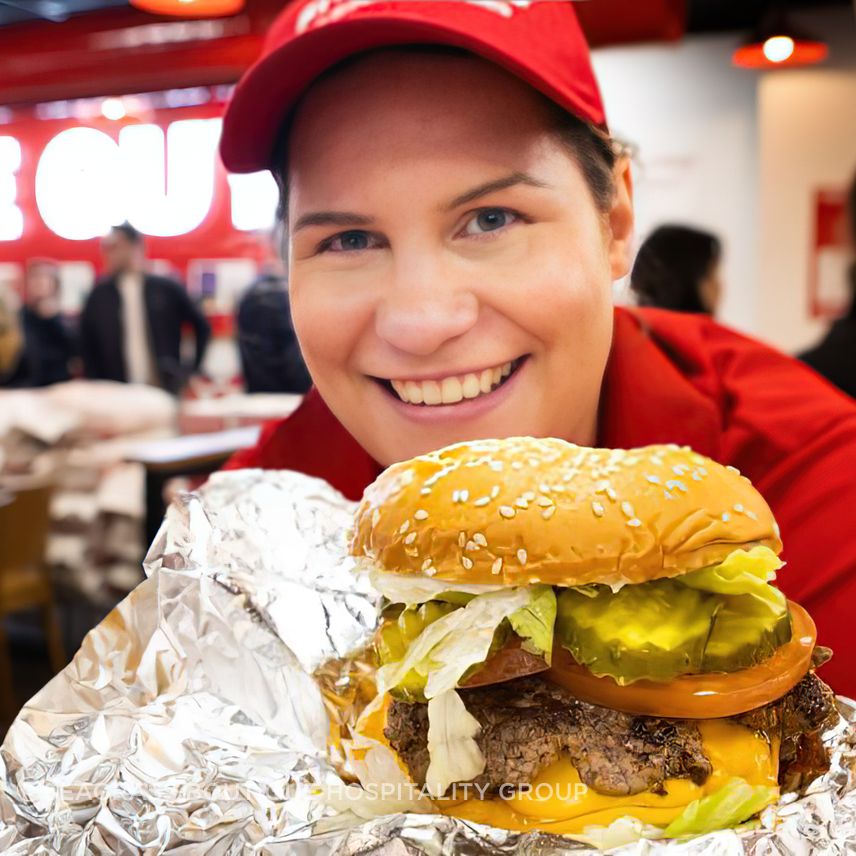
0,136,23,241
35,128,123,241
227,170,278,232
120,118,220,237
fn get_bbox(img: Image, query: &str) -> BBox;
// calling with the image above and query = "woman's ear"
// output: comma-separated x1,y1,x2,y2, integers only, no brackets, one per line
607,156,635,280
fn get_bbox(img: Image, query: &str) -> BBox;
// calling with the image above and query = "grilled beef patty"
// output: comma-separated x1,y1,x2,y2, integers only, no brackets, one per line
384,672,837,797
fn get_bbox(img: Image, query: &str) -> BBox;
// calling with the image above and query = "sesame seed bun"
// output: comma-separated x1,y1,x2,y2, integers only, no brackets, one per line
350,438,782,588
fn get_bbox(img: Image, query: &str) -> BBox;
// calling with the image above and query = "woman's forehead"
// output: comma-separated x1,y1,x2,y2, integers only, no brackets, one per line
286,50,559,193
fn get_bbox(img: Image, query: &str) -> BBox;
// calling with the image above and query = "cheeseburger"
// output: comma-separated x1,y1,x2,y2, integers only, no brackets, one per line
348,438,837,837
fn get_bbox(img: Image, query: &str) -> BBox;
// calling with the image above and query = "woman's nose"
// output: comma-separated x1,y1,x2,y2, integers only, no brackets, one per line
374,264,480,357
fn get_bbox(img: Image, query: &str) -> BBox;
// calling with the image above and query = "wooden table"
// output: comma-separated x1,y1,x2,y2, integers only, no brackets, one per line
126,426,262,547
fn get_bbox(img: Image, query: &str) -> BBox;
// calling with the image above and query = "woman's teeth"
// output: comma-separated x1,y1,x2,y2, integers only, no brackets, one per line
390,361,514,406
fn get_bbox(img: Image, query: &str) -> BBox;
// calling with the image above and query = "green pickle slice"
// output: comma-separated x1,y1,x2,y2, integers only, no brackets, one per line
556,577,793,685
557,581,720,684
702,595,792,672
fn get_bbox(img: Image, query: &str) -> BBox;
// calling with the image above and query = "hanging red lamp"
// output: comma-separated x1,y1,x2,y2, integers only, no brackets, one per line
129,0,245,17
733,8,829,70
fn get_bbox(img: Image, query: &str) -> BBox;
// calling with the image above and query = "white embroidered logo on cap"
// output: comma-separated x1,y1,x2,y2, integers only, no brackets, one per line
296,0,537,34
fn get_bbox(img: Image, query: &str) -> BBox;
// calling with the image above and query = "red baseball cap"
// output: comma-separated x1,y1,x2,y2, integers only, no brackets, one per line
220,0,607,174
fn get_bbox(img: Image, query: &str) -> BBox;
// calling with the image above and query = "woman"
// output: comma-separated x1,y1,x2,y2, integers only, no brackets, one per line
219,0,856,696
631,225,722,315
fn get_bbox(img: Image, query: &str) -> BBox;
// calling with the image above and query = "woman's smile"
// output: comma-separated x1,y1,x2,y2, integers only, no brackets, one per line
370,356,529,421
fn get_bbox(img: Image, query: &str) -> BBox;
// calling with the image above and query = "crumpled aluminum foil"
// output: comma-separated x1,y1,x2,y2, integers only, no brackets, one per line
1,469,855,855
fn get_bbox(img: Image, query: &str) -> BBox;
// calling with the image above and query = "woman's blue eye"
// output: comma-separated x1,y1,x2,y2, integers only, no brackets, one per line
328,231,371,252
463,208,518,236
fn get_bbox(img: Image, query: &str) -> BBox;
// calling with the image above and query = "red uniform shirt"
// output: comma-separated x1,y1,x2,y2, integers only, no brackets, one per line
226,307,856,697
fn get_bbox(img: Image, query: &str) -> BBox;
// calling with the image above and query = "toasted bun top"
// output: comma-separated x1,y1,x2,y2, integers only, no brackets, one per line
350,438,782,588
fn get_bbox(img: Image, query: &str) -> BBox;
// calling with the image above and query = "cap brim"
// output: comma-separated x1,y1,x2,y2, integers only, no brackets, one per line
220,14,601,174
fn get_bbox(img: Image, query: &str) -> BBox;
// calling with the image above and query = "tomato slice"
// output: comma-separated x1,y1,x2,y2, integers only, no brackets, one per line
461,635,549,688
544,601,817,719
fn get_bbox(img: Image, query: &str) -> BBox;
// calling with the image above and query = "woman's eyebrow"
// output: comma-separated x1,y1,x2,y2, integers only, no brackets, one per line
445,172,550,210
293,211,374,233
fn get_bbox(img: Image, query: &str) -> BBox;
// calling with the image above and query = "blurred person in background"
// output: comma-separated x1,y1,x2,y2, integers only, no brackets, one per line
16,260,75,387
0,286,25,387
235,230,311,394
630,225,722,315
799,170,856,399
80,222,211,394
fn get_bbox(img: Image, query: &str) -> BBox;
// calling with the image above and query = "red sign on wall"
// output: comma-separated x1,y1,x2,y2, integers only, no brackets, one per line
0,88,275,314
810,189,852,319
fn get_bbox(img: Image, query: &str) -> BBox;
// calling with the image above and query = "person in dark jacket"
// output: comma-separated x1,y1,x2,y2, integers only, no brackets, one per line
235,237,311,394
18,259,75,387
80,223,210,394
630,225,723,315
799,171,856,399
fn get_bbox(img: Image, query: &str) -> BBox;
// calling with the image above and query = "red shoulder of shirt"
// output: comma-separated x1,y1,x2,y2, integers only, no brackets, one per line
224,307,856,695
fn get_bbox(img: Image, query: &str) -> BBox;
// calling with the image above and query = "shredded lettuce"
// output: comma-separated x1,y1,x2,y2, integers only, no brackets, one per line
508,585,557,663
679,547,786,615
378,587,532,698
425,689,484,797
663,777,779,838
368,567,506,606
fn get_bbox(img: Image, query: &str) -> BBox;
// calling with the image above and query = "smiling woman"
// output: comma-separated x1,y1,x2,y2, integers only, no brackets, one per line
219,0,856,699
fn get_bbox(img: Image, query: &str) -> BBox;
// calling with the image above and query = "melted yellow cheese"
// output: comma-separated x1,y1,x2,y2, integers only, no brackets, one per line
437,718,779,835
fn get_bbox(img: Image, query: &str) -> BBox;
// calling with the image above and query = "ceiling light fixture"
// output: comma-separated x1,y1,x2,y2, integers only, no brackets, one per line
733,6,828,70
129,0,245,17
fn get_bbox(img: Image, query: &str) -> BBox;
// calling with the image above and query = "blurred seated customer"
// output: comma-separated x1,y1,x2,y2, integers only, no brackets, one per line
80,223,211,394
235,232,311,394
18,260,75,387
0,287,25,387
630,225,722,315
799,171,856,399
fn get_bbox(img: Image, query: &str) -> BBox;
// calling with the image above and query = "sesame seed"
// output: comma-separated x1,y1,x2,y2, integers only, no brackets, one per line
592,501,605,518
511,461,523,470
489,461,504,473
517,549,528,565
672,464,688,476
621,501,635,518
539,483,552,494
490,486,501,499
541,506,557,520
746,510,758,521
499,506,516,519
421,559,433,571
421,488,432,496
524,491,537,502
691,472,702,481
473,533,488,547
424,566,437,577
414,509,429,520
474,496,491,507
452,490,461,503
733,503,745,513
458,532,466,548
722,512,731,522
515,498,529,509
460,489,470,503
606,487,617,501
726,465,740,475
462,556,474,570
646,474,661,485
537,496,553,507
627,518,642,528
491,558,503,575
399,520,411,534
528,458,541,467
404,532,417,545
466,540,479,552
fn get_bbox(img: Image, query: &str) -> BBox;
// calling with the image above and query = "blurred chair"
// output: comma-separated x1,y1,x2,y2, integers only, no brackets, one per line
0,483,65,725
